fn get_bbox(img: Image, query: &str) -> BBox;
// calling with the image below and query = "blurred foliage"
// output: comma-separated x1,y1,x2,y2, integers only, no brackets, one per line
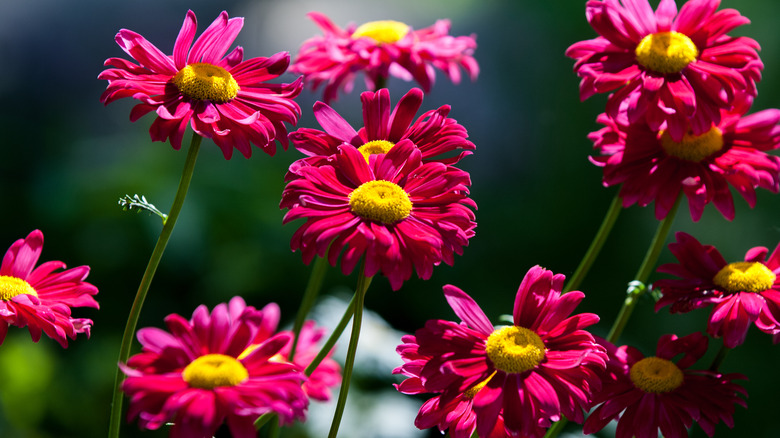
1,0,779,437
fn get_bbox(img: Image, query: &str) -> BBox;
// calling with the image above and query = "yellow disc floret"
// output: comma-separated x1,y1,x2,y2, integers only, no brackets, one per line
713,261,776,293
348,180,412,224
485,326,546,374
660,127,724,162
629,356,684,393
182,354,249,389
0,276,38,301
172,63,239,103
358,140,396,162
635,31,698,74
352,20,410,44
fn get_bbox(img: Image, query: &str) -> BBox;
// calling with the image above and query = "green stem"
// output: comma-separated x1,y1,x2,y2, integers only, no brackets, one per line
327,264,373,438
543,417,568,438
374,76,387,91
708,343,731,371
563,192,622,293
289,256,329,361
607,194,682,344
107,134,202,438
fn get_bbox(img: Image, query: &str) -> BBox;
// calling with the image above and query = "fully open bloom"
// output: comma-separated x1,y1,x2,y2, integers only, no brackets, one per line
289,88,475,175
0,230,98,348
281,141,476,291
99,10,303,159
291,12,478,103
567,0,763,141
395,266,606,437
654,232,780,347
121,297,307,438
584,332,747,438
589,95,780,221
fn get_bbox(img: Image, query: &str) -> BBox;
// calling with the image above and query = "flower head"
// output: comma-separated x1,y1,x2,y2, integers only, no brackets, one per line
291,12,478,103
99,10,303,159
589,95,780,221
395,266,606,437
654,232,780,347
281,141,476,291
584,332,747,438
0,230,99,348
289,88,475,175
567,0,763,141
121,297,308,438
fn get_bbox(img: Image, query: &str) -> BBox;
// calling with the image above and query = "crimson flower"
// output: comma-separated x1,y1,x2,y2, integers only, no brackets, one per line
584,332,747,438
99,10,303,159
0,230,98,348
291,12,478,103
567,0,763,141
589,95,780,221
121,297,307,438
280,141,476,291
654,232,780,347
289,87,475,176
395,266,606,437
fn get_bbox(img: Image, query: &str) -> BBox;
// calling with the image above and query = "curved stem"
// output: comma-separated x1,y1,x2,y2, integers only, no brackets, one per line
708,343,731,371
607,194,682,344
289,256,329,361
107,134,202,438
564,192,622,293
328,264,373,438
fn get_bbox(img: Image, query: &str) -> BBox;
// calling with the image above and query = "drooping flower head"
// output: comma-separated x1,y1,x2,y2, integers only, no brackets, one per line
589,95,780,221
654,232,780,348
239,302,341,402
99,10,303,159
289,87,475,177
121,297,308,438
584,332,747,438
291,12,479,103
280,141,476,291
566,0,763,141
395,266,607,437
0,230,99,348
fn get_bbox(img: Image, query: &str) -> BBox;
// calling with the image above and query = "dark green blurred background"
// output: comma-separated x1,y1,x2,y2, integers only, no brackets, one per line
1,0,779,437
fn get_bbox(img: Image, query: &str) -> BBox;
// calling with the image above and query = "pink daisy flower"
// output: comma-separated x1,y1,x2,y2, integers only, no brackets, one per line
584,332,747,438
99,10,303,159
241,302,341,402
566,0,763,141
288,87,475,177
280,141,476,291
589,95,780,221
0,230,98,348
395,266,607,437
654,232,780,348
291,12,479,103
121,296,308,438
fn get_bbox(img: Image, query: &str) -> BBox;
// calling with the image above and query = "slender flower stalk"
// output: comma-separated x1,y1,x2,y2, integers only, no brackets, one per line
289,256,329,361
607,194,681,345
108,134,202,438
328,264,373,438
564,192,622,293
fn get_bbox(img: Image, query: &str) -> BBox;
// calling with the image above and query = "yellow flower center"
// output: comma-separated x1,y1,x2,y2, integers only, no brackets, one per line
635,31,698,74
463,372,496,399
713,261,776,294
0,276,38,301
181,354,248,389
629,356,684,393
348,180,412,224
352,20,410,44
358,140,395,162
485,326,546,374
660,127,724,162
172,63,239,103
